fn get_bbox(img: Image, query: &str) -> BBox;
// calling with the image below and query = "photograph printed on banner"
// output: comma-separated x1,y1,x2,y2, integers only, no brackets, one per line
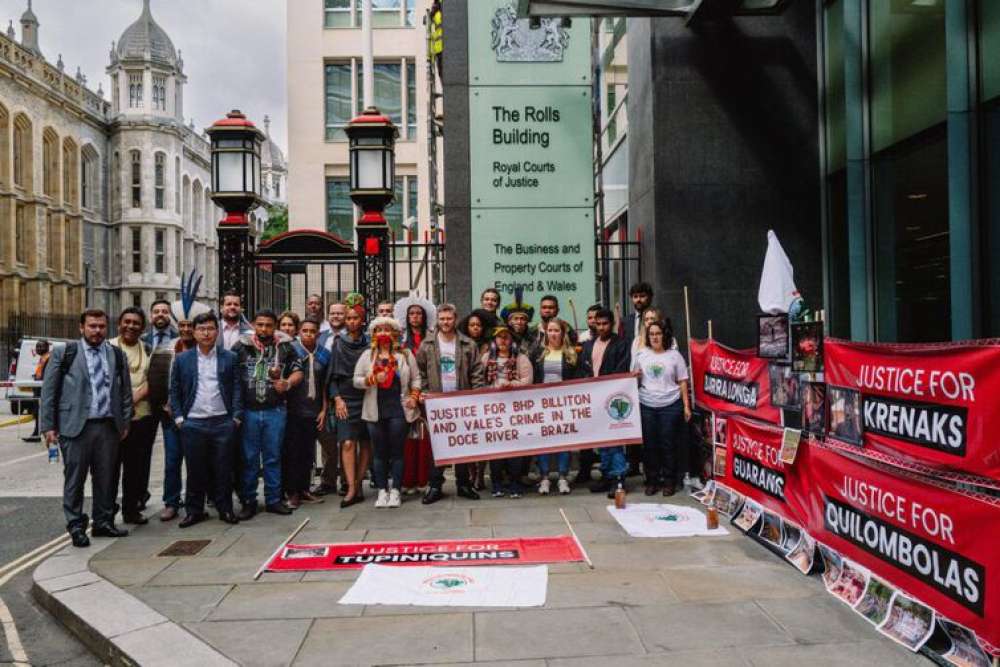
713,446,727,477
699,411,713,446
732,499,763,532
283,546,330,560
691,478,716,504
791,321,824,372
713,415,728,447
878,592,936,652
769,363,801,409
827,385,864,446
758,314,790,360
719,487,745,517
757,512,784,548
786,531,816,574
828,560,869,607
819,544,844,589
780,521,802,553
939,619,992,667
778,427,803,465
801,381,827,436
853,576,894,626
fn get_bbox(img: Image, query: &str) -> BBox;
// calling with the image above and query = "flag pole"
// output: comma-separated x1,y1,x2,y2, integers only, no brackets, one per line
559,508,593,569
254,517,311,581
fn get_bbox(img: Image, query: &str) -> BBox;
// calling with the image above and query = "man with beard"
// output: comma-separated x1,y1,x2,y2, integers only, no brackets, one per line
218,290,252,352
233,310,304,519
142,300,178,350
532,295,577,350
576,304,601,344
621,282,653,344
305,294,328,333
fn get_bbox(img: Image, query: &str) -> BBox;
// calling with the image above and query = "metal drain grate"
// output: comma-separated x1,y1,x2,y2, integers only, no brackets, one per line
157,539,211,557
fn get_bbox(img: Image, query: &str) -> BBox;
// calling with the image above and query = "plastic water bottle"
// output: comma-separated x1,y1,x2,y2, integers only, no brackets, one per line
47,441,59,464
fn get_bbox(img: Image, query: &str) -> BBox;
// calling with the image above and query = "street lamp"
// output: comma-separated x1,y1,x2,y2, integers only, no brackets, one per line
346,106,397,319
207,109,265,310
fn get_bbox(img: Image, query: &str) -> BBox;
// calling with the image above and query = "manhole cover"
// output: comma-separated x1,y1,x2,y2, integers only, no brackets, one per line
157,539,211,557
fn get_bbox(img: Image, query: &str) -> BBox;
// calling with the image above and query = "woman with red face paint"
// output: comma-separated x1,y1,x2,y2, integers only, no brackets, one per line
353,317,422,508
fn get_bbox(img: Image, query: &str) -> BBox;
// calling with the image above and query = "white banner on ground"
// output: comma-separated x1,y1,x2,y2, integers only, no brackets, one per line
339,564,548,607
425,373,642,465
607,503,730,538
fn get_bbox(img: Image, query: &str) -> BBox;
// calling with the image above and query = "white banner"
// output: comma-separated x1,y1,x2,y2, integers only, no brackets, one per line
424,373,643,465
339,564,548,607
607,503,730,538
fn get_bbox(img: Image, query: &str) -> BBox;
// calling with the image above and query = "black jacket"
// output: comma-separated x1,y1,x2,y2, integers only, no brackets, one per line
531,347,583,384
580,334,631,377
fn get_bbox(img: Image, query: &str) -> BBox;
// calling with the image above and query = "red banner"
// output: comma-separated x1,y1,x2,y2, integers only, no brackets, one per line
825,339,1000,481
690,339,781,424
264,536,585,571
790,440,1000,647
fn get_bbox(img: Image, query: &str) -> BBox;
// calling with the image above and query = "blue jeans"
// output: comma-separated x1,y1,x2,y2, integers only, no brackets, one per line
242,407,287,507
368,417,407,491
161,421,183,509
537,452,570,477
599,446,628,480
640,401,684,485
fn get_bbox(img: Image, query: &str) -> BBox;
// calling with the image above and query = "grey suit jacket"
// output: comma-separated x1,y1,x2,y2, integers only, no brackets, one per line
39,341,134,439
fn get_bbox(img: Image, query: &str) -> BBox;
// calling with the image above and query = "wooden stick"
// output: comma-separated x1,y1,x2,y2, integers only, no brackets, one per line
683,285,693,371
567,298,580,333
707,320,713,340
254,517,311,581
559,507,594,570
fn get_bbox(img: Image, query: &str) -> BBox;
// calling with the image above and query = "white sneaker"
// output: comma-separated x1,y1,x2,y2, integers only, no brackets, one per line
374,489,389,508
558,478,571,495
388,489,402,508
538,479,551,495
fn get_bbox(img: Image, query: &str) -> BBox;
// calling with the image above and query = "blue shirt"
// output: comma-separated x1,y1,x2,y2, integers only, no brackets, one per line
83,339,112,419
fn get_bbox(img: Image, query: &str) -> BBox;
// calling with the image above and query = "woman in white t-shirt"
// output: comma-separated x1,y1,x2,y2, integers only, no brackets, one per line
630,320,691,497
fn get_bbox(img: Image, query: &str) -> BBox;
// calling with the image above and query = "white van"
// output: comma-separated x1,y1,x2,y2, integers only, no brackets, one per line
4,338,69,414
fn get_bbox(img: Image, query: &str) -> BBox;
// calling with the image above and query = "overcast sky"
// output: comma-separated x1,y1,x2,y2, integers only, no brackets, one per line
0,0,287,148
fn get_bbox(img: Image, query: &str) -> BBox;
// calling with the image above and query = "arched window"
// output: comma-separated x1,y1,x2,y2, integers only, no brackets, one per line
112,151,121,219
0,104,9,187
42,128,59,198
174,156,181,213
152,75,167,111
128,72,143,109
154,152,165,209
182,174,191,233
12,114,32,191
130,150,141,208
81,145,99,209
192,180,203,238
62,138,78,208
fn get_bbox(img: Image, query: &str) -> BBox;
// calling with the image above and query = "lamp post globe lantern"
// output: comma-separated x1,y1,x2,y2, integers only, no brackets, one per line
207,109,265,311
346,106,398,319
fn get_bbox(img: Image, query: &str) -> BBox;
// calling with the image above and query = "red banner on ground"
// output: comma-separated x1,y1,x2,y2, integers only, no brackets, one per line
690,339,781,424
825,339,1000,481
264,536,585,571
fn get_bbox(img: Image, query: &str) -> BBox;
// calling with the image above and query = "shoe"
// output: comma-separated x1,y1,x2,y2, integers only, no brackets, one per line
219,512,239,524
422,487,445,505
662,483,677,497
575,467,592,484
558,478,571,495
91,524,128,538
140,491,151,510
688,476,705,491
607,478,625,499
207,499,215,509
590,478,613,494
527,470,541,482
310,484,335,497
508,488,523,499
265,503,293,515
388,489,402,508
374,489,389,508
286,494,301,509
22,435,41,442
538,479,551,495
300,491,325,504
403,487,418,496
159,506,178,522
69,529,90,548
123,512,148,525
644,484,660,496
457,486,480,500
340,494,363,508
237,505,257,521
339,483,349,497
491,487,505,498
179,513,208,529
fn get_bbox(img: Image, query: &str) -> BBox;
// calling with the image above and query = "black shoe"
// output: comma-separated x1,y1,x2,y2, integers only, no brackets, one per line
22,435,41,442
123,512,149,525
69,529,90,548
179,513,208,529
340,494,363,509
140,491,151,511
265,503,293,515
310,484,335,497
456,486,480,500
422,487,445,505
590,479,613,494
662,482,677,497
644,483,660,496
219,511,239,524
91,524,128,538
237,505,257,521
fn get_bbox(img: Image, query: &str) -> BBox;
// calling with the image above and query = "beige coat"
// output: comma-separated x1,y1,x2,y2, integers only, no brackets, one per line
353,349,422,423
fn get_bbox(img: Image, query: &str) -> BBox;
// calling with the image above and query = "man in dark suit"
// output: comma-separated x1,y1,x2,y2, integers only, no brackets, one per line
169,312,244,528
581,307,632,497
620,282,653,345
41,309,133,547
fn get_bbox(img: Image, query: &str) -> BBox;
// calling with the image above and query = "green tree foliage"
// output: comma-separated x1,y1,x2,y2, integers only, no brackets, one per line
262,204,288,241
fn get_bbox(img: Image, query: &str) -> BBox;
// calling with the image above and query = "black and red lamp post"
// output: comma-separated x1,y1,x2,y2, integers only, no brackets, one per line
346,107,397,321
207,109,265,310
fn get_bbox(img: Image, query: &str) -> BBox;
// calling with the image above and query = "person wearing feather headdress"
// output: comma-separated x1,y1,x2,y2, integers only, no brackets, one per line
499,287,538,360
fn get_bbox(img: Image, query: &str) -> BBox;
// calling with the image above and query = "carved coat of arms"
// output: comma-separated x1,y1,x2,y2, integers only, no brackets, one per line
490,3,570,62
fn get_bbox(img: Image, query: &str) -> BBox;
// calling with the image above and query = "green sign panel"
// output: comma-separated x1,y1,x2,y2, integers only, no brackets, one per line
470,86,592,208
471,208,595,321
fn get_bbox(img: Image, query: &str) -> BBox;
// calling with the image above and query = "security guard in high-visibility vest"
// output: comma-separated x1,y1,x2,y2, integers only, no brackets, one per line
430,0,443,77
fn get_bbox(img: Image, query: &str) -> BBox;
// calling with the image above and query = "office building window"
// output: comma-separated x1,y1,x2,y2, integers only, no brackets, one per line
325,62,353,141
131,226,142,273
327,0,414,28
155,153,165,209
328,58,415,141
384,175,417,255
155,228,165,273
325,177,354,240
130,150,142,208
407,61,416,138
324,0,351,27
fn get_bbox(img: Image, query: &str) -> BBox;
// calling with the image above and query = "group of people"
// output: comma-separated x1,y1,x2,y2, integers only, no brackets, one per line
39,277,695,548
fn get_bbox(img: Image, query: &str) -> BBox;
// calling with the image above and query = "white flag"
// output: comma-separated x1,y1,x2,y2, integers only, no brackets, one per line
757,230,800,314
607,503,729,538
339,565,548,607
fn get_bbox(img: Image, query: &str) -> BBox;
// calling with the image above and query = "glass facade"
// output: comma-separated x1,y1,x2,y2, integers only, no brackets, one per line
325,177,353,241
982,0,1000,335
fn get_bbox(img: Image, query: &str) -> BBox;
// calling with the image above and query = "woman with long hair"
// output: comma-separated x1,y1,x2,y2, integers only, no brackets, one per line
531,319,581,495
483,326,533,498
480,288,501,317
459,308,499,489
395,296,437,494
353,317,421,508
328,298,371,507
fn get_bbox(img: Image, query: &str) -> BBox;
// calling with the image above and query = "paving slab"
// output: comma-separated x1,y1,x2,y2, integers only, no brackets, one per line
474,607,644,661
584,539,733,570
547,649,751,666
344,508,471,529
755,594,882,644
626,601,792,653
545,569,680,608
659,563,818,603
114,621,235,666
363,526,495,542
131,584,233,623
744,639,925,666
89,536,180,561
469,505,590,527
37,570,103,594
186,619,312,667
294,613,474,665
52,580,167,639
146,557,301,586
90,557,176,587
209,582,363,620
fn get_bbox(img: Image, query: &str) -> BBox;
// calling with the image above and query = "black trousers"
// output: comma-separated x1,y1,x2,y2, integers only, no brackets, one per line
115,415,157,515
283,414,318,495
61,419,120,531
181,416,236,515
489,457,524,491
430,462,472,490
